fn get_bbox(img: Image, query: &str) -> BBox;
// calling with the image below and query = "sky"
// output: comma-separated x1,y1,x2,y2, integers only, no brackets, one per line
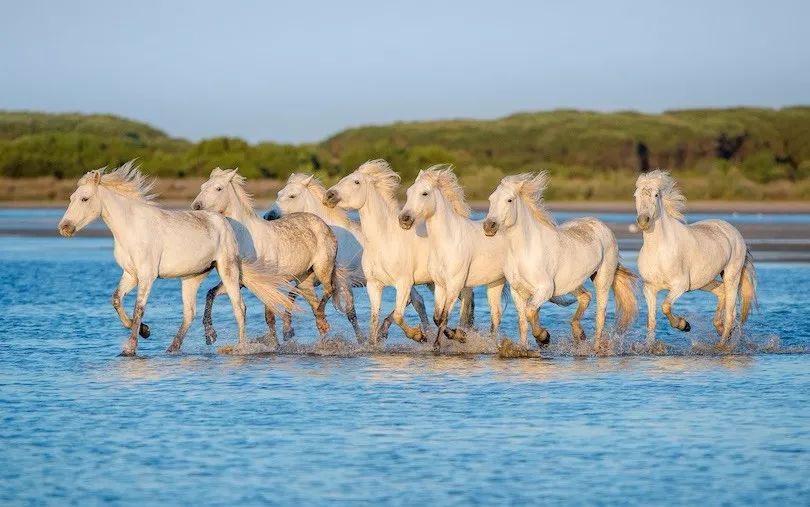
1,0,808,143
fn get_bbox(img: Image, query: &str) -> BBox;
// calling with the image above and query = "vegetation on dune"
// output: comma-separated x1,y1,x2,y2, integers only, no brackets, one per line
1,108,809,201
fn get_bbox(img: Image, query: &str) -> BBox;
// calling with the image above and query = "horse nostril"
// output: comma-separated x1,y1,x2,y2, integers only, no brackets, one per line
637,215,650,228
193,202,202,211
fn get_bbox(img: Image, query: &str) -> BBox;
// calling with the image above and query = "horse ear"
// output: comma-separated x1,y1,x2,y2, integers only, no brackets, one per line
92,171,102,185
300,174,314,186
210,167,223,177
417,169,425,177
228,168,239,181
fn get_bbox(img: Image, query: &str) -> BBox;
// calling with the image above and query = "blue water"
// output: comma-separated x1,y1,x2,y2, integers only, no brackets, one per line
2,214,810,504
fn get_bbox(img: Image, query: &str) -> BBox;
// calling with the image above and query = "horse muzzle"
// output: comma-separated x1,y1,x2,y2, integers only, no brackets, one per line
263,207,281,221
323,190,340,208
192,201,203,211
398,212,415,230
58,221,76,237
482,219,499,236
636,214,651,230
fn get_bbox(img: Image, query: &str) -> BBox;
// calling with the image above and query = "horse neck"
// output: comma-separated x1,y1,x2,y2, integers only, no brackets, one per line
309,193,356,231
643,207,685,248
223,187,260,227
357,187,399,246
425,193,469,248
507,200,558,250
98,187,151,244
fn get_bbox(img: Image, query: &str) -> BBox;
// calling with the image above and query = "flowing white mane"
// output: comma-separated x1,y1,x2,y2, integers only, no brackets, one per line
287,172,357,230
417,165,471,217
79,160,156,203
356,159,401,208
211,167,254,211
502,172,557,228
636,169,687,222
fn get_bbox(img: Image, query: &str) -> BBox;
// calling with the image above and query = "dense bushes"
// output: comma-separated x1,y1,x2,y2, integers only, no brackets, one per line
1,108,809,200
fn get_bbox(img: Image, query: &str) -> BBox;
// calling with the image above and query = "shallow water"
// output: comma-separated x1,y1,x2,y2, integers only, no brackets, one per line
2,218,810,504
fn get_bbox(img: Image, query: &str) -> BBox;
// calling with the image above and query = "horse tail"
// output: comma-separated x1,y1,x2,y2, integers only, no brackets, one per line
612,263,639,330
740,249,758,324
241,259,298,313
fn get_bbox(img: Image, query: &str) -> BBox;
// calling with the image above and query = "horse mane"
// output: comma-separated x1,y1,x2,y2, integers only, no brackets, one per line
502,172,557,228
211,167,254,212
356,159,401,208
287,172,359,230
417,165,471,217
636,169,686,222
79,160,156,203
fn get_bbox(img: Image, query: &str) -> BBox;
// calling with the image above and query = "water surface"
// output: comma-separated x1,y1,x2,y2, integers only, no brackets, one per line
1,213,809,505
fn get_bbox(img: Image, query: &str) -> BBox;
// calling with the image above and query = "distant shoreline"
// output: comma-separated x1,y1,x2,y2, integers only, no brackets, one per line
4,199,810,214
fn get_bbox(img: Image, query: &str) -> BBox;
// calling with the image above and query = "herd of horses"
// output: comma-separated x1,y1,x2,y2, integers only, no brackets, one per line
57,160,757,356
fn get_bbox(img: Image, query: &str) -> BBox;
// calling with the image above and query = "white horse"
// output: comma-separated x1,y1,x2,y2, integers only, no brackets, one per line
192,168,363,343
399,165,511,348
323,160,474,345
58,161,292,356
635,170,757,348
264,173,433,331
484,172,638,350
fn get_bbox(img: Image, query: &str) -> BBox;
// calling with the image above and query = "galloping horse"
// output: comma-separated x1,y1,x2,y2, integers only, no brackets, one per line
264,173,433,330
323,160,474,345
192,168,362,344
58,161,292,355
484,172,638,351
634,170,756,349
399,166,508,347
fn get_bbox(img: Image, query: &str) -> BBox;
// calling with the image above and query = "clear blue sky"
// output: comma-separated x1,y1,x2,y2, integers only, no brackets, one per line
1,0,808,143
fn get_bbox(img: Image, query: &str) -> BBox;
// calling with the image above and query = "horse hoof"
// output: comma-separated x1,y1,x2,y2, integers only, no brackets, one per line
283,330,294,341
205,332,217,345
572,329,586,342
118,349,136,357
453,328,467,344
534,329,551,347
680,320,691,332
139,323,151,338
166,345,180,354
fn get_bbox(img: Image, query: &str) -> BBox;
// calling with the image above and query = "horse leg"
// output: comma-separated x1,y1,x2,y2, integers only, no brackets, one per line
203,282,226,345
526,285,554,348
459,287,475,329
432,283,448,351
701,280,725,336
662,282,690,333
366,280,384,346
509,286,530,349
592,266,613,350
485,282,504,334
570,286,592,343
218,259,247,346
120,277,154,356
167,273,207,353
719,268,743,348
263,306,278,345
282,292,296,340
394,281,425,343
312,256,337,337
408,286,431,331
340,283,365,343
643,283,659,343
298,274,329,337
112,271,150,338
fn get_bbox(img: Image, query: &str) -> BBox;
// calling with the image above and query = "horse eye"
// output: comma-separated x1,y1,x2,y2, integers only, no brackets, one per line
216,187,222,192
81,197,89,202
354,180,360,185
289,195,296,199
507,198,513,203
421,191,429,197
